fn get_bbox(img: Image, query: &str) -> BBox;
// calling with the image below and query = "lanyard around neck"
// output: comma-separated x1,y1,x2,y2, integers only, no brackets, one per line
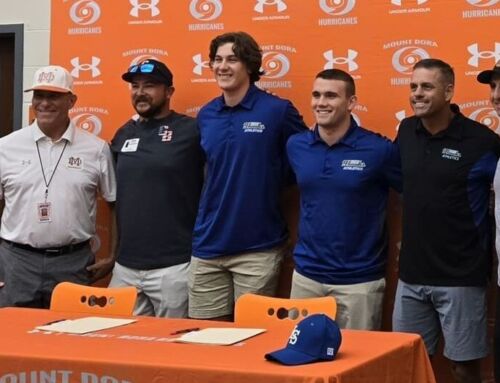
36,140,68,202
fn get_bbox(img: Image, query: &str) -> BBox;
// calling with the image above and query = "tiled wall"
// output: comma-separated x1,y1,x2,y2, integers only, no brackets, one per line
0,0,51,126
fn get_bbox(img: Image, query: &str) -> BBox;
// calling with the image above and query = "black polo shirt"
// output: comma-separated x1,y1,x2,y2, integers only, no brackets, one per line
111,112,205,270
396,106,500,286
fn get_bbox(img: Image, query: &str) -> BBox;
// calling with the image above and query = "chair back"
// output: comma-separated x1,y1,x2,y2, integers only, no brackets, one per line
234,293,337,329
50,282,137,316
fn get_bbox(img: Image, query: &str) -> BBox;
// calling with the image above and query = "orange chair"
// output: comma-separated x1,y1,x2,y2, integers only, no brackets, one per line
234,293,337,329
50,282,137,316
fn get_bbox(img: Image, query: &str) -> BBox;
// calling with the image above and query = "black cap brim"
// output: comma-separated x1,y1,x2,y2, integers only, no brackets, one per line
121,72,172,85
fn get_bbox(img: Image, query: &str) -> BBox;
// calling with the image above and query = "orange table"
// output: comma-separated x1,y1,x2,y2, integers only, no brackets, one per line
0,307,435,383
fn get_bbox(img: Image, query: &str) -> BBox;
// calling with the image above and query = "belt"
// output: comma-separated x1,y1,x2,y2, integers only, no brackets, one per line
3,239,90,256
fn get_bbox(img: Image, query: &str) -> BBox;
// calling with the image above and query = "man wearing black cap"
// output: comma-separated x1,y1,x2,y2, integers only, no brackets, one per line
109,59,204,317
478,59,500,382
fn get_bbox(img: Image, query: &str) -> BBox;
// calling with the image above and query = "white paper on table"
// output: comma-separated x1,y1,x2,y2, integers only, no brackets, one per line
36,317,136,334
172,328,266,345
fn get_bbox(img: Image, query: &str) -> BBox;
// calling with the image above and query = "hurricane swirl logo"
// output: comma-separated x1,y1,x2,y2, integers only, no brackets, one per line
469,107,499,131
73,113,102,136
392,46,430,74
261,52,290,79
319,0,356,16
189,0,223,21
69,0,101,25
467,0,499,7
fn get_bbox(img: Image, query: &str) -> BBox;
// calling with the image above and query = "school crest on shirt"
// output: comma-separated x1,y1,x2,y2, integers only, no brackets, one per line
242,121,266,133
441,148,461,161
158,125,173,142
341,159,365,171
66,156,84,169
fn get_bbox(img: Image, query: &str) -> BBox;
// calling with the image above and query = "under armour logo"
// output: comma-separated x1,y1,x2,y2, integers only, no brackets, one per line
70,56,101,78
395,110,407,131
323,49,359,72
130,0,160,17
391,0,428,5
467,43,500,68
254,0,287,13
193,54,210,76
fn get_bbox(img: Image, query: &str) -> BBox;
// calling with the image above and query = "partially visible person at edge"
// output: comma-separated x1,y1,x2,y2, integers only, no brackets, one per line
286,68,401,330
189,31,308,321
393,58,500,383
478,59,500,383
109,59,204,317
0,65,116,307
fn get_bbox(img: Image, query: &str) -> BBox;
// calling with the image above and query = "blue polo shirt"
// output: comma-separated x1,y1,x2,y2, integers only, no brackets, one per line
193,84,307,258
287,119,401,284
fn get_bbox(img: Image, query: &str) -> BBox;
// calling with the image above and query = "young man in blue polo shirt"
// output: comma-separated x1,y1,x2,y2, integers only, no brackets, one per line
286,69,400,330
189,31,307,320
393,58,500,383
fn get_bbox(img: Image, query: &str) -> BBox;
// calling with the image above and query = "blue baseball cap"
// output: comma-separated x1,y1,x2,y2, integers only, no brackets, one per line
265,314,342,365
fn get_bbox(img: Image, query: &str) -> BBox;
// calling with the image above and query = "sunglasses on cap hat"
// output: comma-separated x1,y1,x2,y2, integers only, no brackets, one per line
129,62,156,74
122,59,174,86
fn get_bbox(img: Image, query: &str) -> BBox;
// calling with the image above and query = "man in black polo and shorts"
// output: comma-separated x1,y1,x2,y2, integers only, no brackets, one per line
109,59,204,317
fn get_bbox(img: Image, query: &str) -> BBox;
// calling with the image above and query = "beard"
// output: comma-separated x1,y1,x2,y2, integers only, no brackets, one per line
133,96,166,119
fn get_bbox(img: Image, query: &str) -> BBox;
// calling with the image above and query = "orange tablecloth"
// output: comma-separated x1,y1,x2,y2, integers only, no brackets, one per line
0,307,435,383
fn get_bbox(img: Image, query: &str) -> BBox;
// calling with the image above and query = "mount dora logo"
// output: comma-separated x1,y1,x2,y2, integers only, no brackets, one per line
70,0,101,25
393,46,430,74
121,48,168,70
319,0,356,15
463,0,500,18
323,49,359,75
68,0,102,34
72,113,103,136
467,0,499,6
256,45,296,89
261,51,290,78
318,0,358,26
190,0,223,21
459,100,500,132
384,40,437,85
188,0,224,31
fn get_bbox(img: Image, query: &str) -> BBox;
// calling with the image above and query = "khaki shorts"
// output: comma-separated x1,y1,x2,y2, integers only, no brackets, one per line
290,270,385,330
188,246,285,319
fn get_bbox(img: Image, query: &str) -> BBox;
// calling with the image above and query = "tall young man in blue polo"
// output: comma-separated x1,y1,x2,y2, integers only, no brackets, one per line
286,69,400,330
393,58,500,383
189,32,307,320
109,59,204,317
